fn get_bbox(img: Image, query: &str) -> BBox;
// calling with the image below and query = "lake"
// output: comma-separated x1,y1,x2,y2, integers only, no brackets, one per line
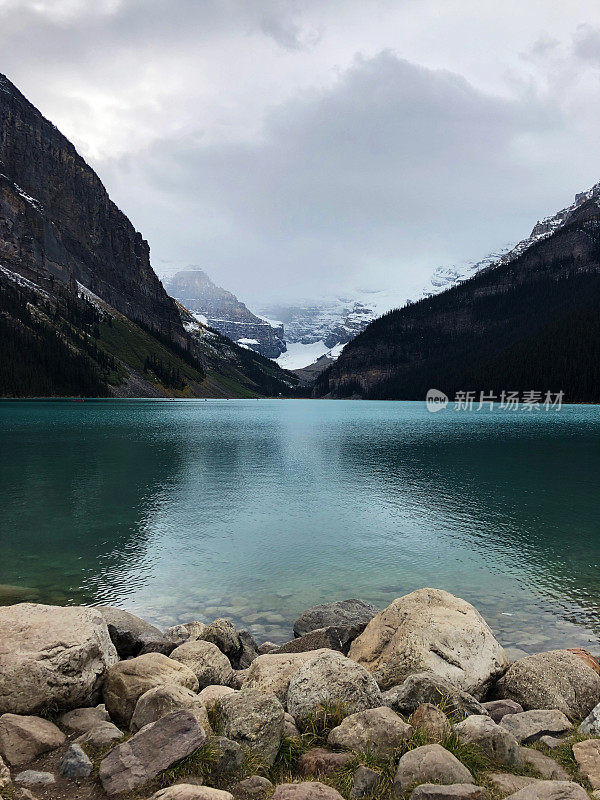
1,399,599,657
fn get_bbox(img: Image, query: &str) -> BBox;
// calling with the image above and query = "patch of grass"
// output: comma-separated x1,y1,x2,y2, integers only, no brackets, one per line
296,701,348,745
154,741,221,789
439,731,491,782
206,702,224,736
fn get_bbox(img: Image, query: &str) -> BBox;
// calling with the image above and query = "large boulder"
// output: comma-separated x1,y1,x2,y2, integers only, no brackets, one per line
287,651,382,720
0,714,65,766
243,651,330,705
382,673,487,718
0,604,118,715
327,707,413,756
349,589,507,695
170,640,234,689
102,652,199,727
393,744,474,795
275,626,365,656
198,685,237,705
130,684,210,733
97,607,166,657
219,689,284,767
293,600,378,638
500,710,572,743
454,715,522,766
272,783,345,800
98,710,206,795
503,781,589,799
493,650,600,719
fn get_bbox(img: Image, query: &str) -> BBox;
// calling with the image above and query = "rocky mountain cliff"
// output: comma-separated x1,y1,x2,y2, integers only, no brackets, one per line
165,268,286,359
314,195,600,401
0,74,299,398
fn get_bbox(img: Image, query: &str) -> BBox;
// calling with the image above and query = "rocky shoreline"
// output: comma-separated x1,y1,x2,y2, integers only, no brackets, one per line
2,588,600,800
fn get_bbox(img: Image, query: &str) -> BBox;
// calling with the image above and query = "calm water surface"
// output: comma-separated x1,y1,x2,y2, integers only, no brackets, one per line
1,399,599,656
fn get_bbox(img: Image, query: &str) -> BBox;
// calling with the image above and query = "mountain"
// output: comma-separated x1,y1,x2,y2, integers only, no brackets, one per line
0,73,299,398
165,268,286,359
314,192,600,401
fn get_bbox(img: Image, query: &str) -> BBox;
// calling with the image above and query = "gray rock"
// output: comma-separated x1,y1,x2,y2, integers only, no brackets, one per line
409,787,489,800
503,781,589,799
99,709,207,795
519,747,570,780
198,685,237,706
238,631,260,669
59,705,110,734
59,743,93,778
327,706,413,757
500,710,572,743
293,600,378,638
14,771,55,785
580,701,600,735
244,651,330,705
487,774,539,794
539,736,564,749
170,640,234,689
0,604,118,715
230,670,249,689
163,621,207,648
257,642,279,655
298,748,354,777
572,738,600,789
287,651,383,720
150,787,234,800
350,766,381,799
382,672,487,719
283,712,300,738
97,606,166,657
493,650,600,719
219,689,284,767
76,721,123,748
102,652,199,727
276,626,365,656
130,684,210,733
271,783,345,800
393,744,474,795
233,775,274,800
481,699,524,723
349,589,507,696
454,715,522,766
409,703,452,742
212,736,244,776
0,714,65,767
201,619,244,665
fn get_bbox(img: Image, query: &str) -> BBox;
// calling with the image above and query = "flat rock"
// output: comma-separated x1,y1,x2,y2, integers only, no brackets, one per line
102,652,198,727
393,743,474,794
349,589,507,695
287,651,382,720
455,715,522,766
59,705,110,734
98,709,207,795
410,703,452,742
580,701,600,735
500,710,572,743
494,650,600,719
276,626,365,656
487,773,539,794
232,775,274,800
293,600,378,638
14,771,55,785
519,747,570,780
130,684,210,733
271,782,345,800
482,700,524,723
150,787,234,800
170,640,234,689
350,766,380,799
97,607,166,657
503,780,589,799
76,721,123,747
243,651,330,705
327,706,413,757
59,743,93,778
409,786,489,799
0,714,66,767
539,736,565,749
0,603,118,715
572,738,600,789
219,688,284,767
298,748,354,777
383,673,487,718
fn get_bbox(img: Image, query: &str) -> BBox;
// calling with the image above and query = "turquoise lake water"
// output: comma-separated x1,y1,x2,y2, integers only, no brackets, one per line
1,399,599,655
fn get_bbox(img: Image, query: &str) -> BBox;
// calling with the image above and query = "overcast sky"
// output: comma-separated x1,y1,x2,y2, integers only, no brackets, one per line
2,0,600,304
